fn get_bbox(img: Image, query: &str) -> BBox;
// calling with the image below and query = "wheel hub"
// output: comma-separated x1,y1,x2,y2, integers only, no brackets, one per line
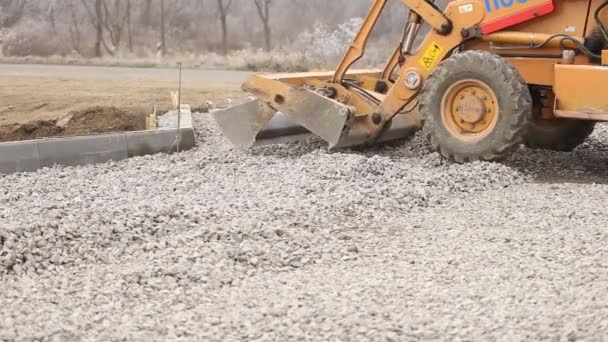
442,80,498,140
455,94,486,123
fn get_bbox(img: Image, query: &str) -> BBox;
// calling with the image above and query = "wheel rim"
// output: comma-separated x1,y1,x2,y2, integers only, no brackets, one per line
441,79,499,141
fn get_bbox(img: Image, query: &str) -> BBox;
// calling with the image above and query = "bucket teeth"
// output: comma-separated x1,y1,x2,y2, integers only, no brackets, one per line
212,99,276,148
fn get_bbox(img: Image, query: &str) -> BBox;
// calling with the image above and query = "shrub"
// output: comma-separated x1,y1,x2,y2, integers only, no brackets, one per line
2,20,71,57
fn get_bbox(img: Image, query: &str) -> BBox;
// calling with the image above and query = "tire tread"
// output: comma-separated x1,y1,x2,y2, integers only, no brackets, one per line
419,51,531,163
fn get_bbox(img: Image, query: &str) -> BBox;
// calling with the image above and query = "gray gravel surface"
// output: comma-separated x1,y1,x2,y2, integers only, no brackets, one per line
1,114,607,341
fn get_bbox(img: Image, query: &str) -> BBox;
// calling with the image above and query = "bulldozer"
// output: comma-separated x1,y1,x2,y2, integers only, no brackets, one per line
213,0,608,163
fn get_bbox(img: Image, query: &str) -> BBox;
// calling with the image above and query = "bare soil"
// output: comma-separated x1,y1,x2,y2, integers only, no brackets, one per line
0,63,249,141
0,106,147,142
0,120,63,142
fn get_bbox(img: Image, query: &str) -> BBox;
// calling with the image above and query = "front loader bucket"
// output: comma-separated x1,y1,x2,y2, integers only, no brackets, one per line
213,71,422,149
213,90,352,148
212,100,276,148
275,88,351,148
213,100,312,148
214,99,420,149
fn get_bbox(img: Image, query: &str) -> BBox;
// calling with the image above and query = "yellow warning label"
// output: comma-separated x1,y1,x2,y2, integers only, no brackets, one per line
419,42,443,71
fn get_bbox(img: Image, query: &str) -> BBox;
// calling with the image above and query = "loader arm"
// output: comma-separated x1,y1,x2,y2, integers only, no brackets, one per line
333,0,453,84
333,0,486,139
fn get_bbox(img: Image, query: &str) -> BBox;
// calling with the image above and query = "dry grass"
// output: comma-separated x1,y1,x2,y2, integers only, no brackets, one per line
0,49,320,73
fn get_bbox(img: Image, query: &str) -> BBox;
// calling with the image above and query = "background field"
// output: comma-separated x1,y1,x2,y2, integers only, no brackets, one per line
0,63,248,125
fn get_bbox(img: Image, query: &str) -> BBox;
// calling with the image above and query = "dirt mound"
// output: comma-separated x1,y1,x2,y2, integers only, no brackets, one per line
63,106,146,136
0,120,64,142
0,107,146,143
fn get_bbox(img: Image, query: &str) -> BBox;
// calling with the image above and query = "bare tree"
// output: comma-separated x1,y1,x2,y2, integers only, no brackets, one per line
68,0,85,53
159,0,166,56
102,0,129,54
216,0,232,55
253,0,272,52
156,0,188,56
47,0,57,33
81,0,104,57
140,0,152,27
0,0,407,63
0,0,27,29
126,0,133,52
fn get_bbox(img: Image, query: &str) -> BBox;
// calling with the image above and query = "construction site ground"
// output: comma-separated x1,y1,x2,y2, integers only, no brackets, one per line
0,64,248,141
1,64,608,341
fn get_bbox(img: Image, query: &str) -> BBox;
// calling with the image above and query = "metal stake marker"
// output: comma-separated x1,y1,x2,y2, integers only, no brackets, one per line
176,62,183,152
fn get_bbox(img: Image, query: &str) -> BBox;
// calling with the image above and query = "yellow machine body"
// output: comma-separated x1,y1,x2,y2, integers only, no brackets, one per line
213,0,608,160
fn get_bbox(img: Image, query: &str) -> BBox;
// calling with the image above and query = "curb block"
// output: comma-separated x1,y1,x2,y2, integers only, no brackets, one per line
38,134,129,168
0,108,195,175
0,141,41,174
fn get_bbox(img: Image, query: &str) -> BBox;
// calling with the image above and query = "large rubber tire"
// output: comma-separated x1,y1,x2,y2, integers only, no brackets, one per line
524,90,596,151
525,120,595,151
419,51,532,163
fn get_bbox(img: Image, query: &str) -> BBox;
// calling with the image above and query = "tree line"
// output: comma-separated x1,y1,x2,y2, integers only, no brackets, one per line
0,0,412,59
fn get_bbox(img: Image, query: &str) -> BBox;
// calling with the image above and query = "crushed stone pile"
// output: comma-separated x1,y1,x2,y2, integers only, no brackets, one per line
1,115,607,341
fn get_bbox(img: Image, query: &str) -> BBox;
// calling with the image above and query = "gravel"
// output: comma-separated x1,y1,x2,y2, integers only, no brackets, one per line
1,114,607,341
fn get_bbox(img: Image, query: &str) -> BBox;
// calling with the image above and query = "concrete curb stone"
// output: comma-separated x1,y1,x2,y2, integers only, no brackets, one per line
0,107,195,175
